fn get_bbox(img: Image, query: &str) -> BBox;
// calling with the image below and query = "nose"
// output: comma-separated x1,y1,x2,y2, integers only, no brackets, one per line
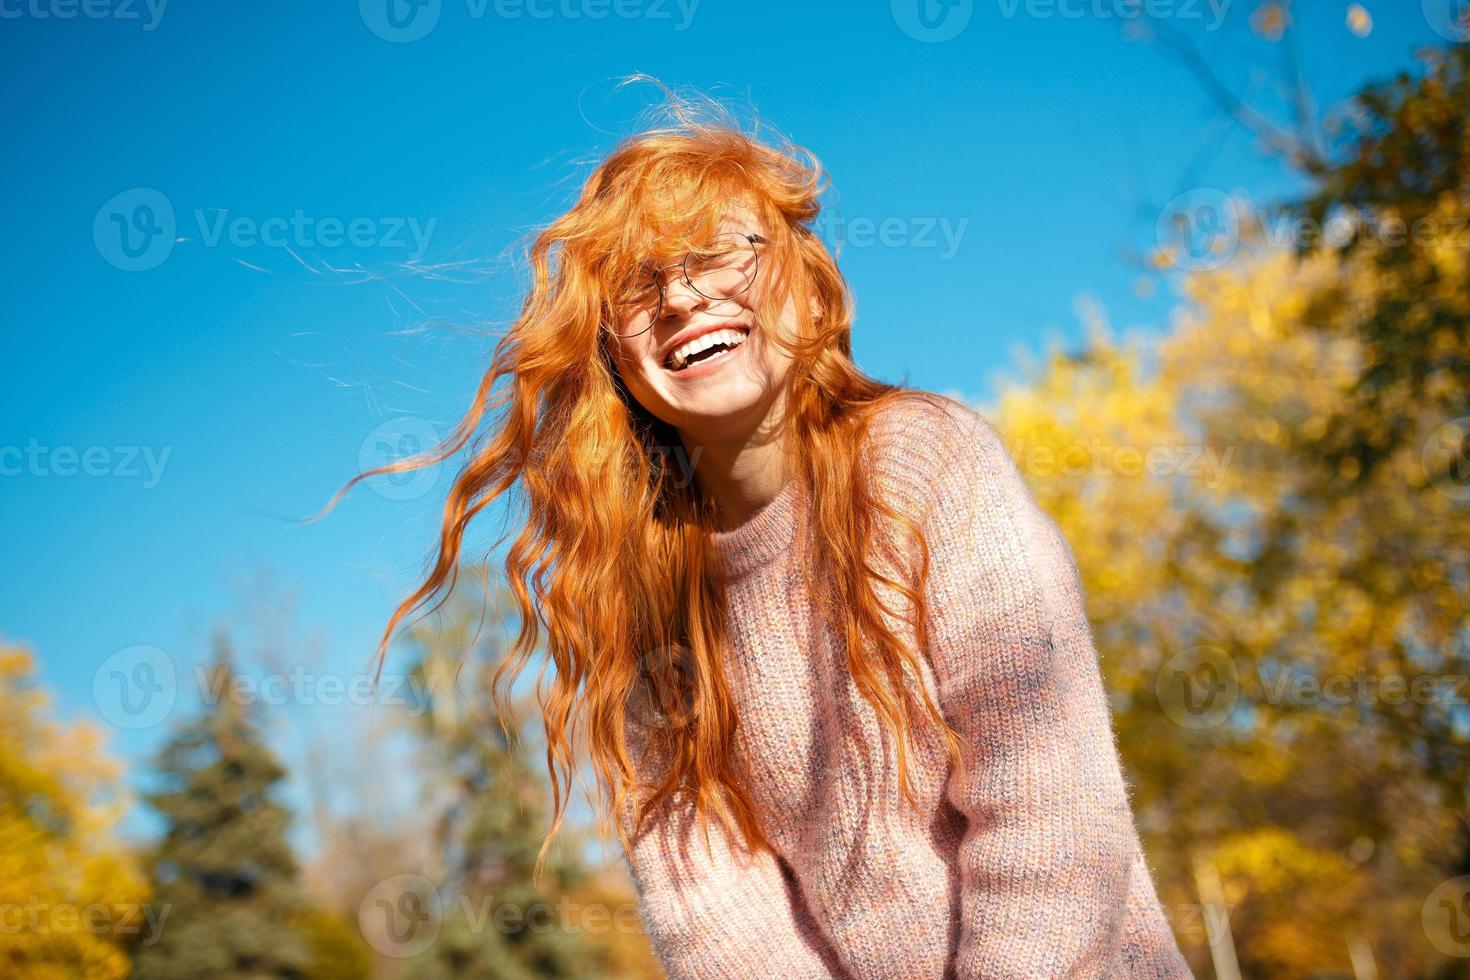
659,273,708,318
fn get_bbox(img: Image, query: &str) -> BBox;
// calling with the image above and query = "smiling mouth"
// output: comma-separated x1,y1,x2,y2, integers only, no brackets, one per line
662,326,752,372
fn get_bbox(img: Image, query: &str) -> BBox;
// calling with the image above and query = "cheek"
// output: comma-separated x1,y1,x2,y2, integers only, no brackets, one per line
612,341,664,402
613,334,651,371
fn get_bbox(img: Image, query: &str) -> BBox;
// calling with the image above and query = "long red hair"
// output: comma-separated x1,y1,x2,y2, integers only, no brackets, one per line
326,82,966,880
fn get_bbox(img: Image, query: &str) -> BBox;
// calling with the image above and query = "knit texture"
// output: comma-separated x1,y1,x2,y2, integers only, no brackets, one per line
618,394,1195,979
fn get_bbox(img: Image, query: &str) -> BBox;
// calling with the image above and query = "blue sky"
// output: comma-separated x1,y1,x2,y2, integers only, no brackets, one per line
0,1,1451,847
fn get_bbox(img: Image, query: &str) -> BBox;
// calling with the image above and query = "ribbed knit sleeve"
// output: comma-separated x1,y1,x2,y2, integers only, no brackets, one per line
618,694,849,980
903,400,1191,979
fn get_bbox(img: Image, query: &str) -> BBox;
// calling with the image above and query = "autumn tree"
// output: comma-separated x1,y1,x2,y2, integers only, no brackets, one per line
0,641,150,980
986,40,1470,979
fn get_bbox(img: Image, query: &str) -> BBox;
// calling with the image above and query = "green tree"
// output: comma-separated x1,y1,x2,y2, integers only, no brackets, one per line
134,637,314,979
364,570,658,979
1289,43,1470,486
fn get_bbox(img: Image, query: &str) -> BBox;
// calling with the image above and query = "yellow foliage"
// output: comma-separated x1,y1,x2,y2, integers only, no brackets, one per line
0,642,149,980
985,221,1468,975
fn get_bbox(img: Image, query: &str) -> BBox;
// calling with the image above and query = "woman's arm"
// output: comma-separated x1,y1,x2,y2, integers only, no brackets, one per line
912,405,1191,979
617,697,847,980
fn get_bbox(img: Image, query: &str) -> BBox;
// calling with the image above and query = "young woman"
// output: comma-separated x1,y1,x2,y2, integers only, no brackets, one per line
357,95,1194,978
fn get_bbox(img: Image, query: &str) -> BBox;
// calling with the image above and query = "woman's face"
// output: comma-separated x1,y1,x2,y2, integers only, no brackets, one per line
607,207,800,440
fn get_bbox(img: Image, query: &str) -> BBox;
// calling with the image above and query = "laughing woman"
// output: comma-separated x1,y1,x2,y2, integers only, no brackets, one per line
358,93,1194,979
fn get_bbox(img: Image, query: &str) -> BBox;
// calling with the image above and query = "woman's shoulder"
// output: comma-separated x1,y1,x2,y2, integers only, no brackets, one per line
863,391,1000,499
865,393,1078,615
862,390,1047,545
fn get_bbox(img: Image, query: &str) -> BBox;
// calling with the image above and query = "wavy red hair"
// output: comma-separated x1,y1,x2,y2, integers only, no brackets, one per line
325,81,968,880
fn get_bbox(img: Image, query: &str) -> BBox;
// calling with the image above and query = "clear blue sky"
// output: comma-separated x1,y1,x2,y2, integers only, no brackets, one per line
0,1,1448,845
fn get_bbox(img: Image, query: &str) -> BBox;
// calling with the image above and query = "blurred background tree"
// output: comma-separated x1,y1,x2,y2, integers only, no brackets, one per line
305,567,662,979
990,35,1470,980
394,571,660,979
0,642,148,980
133,637,371,979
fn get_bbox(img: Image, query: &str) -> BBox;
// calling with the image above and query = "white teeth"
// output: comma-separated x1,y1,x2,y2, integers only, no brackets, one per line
666,328,749,371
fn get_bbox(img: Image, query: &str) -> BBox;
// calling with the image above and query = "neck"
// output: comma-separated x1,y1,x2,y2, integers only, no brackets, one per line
678,389,794,532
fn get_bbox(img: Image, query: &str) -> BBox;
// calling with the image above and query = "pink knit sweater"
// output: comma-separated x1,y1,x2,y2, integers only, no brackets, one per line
618,394,1194,979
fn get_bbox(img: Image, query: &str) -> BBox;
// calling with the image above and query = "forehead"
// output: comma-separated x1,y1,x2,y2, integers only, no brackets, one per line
636,195,765,251
714,199,761,232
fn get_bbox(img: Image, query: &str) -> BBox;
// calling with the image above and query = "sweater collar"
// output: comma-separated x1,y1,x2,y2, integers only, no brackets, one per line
708,474,804,579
